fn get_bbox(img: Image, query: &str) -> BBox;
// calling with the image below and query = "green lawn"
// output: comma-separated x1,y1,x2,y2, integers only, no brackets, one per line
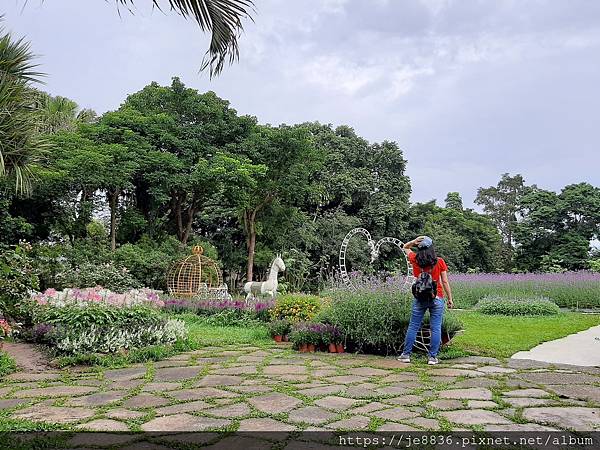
182,315,273,348
449,310,600,357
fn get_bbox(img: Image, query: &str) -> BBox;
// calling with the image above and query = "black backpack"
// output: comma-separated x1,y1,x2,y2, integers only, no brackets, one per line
411,260,438,302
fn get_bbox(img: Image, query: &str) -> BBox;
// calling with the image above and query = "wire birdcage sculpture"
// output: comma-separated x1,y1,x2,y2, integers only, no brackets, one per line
166,246,230,300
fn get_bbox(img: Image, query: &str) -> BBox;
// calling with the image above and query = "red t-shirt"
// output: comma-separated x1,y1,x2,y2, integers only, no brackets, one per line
408,251,448,298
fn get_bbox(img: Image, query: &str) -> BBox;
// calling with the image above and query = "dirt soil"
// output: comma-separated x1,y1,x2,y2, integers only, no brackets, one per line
2,342,54,372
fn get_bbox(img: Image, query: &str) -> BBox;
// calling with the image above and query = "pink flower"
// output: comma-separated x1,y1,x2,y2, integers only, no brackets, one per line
44,288,57,297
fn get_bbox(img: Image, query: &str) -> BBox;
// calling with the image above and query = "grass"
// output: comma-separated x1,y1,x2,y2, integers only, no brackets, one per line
450,310,600,357
0,350,17,377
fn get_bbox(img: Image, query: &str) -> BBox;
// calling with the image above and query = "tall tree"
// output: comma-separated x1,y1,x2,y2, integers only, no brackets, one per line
236,124,320,282
0,20,46,194
113,78,256,244
445,192,463,210
515,183,600,270
475,173,527,269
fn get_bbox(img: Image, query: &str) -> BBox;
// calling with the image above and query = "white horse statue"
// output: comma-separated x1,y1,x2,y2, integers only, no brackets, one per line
244,255,286,302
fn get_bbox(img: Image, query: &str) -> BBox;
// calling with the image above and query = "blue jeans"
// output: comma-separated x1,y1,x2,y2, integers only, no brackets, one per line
403,297,445,357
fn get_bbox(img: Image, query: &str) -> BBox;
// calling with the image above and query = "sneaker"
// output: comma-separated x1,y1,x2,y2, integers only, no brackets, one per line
428,356,439,365
397,354,411,363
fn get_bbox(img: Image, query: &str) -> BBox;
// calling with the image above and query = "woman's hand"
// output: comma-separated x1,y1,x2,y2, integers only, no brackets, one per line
447,298,454,309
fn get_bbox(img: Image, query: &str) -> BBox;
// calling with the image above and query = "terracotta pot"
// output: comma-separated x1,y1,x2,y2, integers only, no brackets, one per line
273,335,282,342
336,343,344,353
442,332,455,345
307,344,316,353
299,343,308,353
328,343,337,353
282,335,289,342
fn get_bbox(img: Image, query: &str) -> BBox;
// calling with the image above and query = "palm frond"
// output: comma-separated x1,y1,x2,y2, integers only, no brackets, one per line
115,0,254,77
0,19,46,195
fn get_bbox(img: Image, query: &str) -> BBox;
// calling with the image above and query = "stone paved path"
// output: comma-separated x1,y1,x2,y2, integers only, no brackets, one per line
1,345,600,448
512,324,600,367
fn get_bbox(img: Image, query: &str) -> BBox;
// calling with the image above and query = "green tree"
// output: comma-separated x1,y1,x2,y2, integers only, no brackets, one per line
515,183,600,270
475,173,528,269
236,124,320,282
114,78,256,245
445,192,463,210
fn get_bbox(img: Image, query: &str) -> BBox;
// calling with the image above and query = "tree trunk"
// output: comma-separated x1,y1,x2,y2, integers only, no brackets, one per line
245,209,257,282
175,195,183,242
108,190,119,251
181,204,196,246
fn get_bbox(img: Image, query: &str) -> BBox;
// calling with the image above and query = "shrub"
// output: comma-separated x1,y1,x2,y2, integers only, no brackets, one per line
270,294,321,323
55,261,140,292
114,236,219,290
268,319,291,337
31,287,164,309
320,292,462,354
0,245,39,321
475,295,561,316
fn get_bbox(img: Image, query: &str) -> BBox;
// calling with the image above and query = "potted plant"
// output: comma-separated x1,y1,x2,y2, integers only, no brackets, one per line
268,319,291,343
290,323,309,352
290,322,322,353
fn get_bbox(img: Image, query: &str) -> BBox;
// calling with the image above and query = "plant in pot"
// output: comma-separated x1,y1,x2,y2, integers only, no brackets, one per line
268,319,291,342
290,322,322,353
290,323,309,352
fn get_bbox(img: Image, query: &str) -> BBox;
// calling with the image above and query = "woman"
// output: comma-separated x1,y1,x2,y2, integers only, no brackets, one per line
398,235,453,365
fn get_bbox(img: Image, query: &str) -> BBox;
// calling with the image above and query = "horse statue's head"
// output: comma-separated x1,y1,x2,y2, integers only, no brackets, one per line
273,254,286,272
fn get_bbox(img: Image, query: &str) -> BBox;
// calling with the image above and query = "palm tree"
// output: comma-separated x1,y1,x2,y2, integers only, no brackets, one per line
35,92,97,133
116,0,254,76
0,18,46,194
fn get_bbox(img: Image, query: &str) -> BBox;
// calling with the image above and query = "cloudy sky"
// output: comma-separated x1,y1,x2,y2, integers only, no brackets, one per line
3,0,600,207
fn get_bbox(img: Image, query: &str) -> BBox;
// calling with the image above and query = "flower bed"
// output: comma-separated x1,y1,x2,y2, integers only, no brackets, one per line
23,287,186,355
451,271,600,309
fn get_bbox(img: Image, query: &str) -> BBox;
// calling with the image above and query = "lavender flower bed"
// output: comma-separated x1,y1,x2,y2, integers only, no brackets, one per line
163,298,273,324
326,270,600,310
451,271,600,309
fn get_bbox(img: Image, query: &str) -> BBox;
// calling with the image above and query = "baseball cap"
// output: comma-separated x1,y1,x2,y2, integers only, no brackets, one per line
418,236,433,249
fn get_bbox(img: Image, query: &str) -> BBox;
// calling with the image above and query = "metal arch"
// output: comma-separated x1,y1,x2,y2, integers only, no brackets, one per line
373,236,413,291
339,228,374,291
338,228,412,292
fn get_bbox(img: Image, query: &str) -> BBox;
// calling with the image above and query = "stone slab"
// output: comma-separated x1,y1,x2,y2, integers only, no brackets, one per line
314,396,359,411
248,393,302,414
287,406,336,425
325,416,371,430
439,388,493,400
141,413,230,432
122,394,170,409
77,419,130,432
440,409,512,425
13,406,95,424
522,407,600,431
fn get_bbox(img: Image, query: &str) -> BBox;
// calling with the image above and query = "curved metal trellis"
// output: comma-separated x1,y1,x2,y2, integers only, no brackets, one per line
338,228,412,292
